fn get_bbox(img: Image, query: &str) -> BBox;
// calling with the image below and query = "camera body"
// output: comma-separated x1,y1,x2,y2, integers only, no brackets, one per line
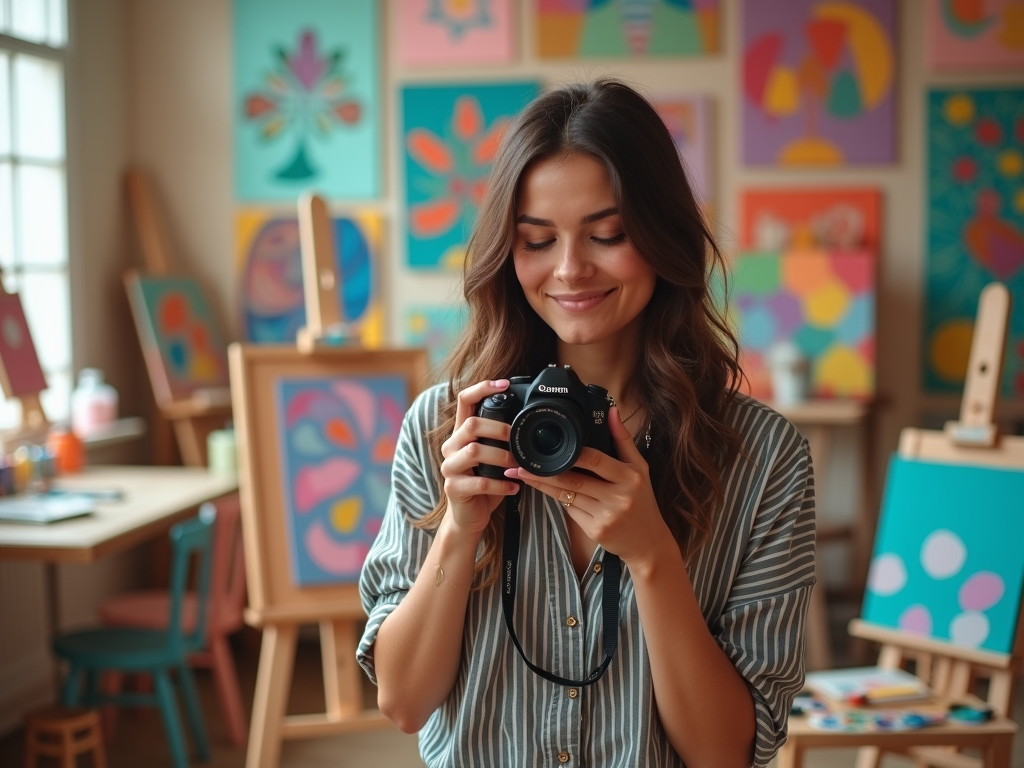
474,365,615,479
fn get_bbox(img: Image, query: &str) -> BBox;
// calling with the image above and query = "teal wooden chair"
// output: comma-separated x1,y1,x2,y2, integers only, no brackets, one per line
53,505,216,768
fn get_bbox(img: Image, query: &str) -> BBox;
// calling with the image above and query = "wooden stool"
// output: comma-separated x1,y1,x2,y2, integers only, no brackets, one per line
23,707,107,768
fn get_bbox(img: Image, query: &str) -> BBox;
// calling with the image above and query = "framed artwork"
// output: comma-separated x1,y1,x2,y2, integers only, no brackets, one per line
402,81,540,270
0,292,47,397
230,346,428,590
863,456,1024,654
729,249,876,400
405,303,469,375
653,95,713,204
740,188,882,251
235,209,384,347
924,89,1024,397
742,0,896,166
926,0,1024,71
233,0,379,200
396,0,515,66
124,273,230,405
536,0,719,57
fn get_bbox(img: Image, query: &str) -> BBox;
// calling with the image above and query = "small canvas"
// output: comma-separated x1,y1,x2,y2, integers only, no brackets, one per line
125,275,230,404
403,82,540,270
742,0,896,166
863,455,1024,655
405,304,469,374
275,374,408,585
729,249,876,400
236,209,384,347
396,0,515,66
653,95,713,204
926,0,1024,71
0,293,47,397
740,188,882,251
233,0,379,200
924,88,1024,397
536,0,719,57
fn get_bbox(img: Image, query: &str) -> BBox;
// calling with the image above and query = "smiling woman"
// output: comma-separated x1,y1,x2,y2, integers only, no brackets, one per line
358,79,816,768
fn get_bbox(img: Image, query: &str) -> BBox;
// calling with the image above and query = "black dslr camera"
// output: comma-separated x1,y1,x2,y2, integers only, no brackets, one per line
474,365,615,479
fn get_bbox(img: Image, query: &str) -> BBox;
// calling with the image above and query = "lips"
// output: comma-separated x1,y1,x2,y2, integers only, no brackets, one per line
548,288,614,311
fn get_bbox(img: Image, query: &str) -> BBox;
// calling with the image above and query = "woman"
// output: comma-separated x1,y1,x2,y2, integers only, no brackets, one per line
358,79,815,768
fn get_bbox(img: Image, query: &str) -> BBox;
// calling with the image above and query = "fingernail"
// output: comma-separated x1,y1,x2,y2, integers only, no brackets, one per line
491,379,509,387
503,467,519,478
509,483,520,494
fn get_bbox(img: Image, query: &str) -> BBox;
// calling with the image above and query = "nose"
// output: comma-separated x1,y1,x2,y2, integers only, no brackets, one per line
553,238,595,285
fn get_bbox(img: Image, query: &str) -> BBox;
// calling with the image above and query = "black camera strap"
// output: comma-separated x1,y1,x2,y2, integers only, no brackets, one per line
500,490,621,687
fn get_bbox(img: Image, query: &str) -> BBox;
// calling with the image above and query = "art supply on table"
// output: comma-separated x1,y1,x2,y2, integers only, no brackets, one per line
808,709,946,733
805,666,930,705
0,491,95,524
71,368,119,438
206,427,237,477
47,426,85,474
766,341,808,406
948,703,994,725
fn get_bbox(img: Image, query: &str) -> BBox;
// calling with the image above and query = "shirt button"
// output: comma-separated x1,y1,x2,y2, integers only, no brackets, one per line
593,562,602,574
565,615,578,627
568,688,579,699
557,753,570,763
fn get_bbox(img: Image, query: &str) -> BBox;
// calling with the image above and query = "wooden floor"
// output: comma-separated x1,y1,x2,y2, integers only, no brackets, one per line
3,626,1022,767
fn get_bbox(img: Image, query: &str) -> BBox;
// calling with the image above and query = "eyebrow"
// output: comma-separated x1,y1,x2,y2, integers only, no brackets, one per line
516,207,619,227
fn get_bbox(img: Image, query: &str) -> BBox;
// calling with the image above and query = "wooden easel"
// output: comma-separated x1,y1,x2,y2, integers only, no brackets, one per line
232,193,427,768
781,283,1024,768
0,268,51,450
124,168,232,466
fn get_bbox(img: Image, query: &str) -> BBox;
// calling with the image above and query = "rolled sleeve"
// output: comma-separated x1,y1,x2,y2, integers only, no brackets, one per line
357,386,445,686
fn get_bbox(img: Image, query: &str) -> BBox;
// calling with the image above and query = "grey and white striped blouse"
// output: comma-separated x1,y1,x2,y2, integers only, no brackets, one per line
358,383,816,768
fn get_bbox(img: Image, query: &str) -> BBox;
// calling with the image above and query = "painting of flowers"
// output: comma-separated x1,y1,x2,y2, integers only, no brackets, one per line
402,82,539,269
233,0,379,201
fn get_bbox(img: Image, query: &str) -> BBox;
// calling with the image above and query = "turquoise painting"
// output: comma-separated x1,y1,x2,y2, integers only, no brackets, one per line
863,456,1024,655
405,304,469,377
233,0,379,201
402,82,539,270
924,89,1024,397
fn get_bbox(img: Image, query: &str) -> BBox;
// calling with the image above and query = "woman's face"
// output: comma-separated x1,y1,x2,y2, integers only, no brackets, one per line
513,153,656,350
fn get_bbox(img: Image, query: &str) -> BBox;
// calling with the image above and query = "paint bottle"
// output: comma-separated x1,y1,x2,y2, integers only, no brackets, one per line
11,445,32,493
48,426,85,474
207,427,238,477
71,368,119,438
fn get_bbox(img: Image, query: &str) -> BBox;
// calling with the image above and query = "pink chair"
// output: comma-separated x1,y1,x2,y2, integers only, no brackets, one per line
98,493,248,747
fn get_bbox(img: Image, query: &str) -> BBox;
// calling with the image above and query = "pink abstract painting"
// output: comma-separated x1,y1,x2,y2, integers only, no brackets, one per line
396,0,514,66
0,293,47,397
926,0,1024,71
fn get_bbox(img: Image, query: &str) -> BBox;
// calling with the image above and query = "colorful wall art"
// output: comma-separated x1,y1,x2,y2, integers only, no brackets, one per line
0,293,47,397
403,82,539,270
924,89,1024,397
536,0,719,57
233,0,379,200
654,95,713,204
236,210,384,347
926,0,1024,71
396,0,514,66
405,304,469,376
863,456,1024,655
742,0,896,166
275,375,407,585
125,276,230,403
729,249,876,401
740,188,882,251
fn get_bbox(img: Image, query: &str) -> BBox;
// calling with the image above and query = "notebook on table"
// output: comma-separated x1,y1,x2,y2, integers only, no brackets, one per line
0,492,95,524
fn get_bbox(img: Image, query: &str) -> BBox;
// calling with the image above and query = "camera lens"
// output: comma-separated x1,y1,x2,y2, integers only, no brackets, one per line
510,400,586,476
530,420,565,457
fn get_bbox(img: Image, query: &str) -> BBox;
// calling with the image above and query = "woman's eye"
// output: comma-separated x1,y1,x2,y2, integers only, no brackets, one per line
592,233,627,246
522,240,553,252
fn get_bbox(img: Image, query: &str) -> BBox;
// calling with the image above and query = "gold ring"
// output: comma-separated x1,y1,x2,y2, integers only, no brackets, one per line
561,491,576,508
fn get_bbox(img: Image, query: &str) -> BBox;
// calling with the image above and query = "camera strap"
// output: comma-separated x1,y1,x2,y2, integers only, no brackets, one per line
500,491,621,687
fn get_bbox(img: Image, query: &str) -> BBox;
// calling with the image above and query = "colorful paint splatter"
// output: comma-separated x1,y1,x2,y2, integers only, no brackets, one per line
924,89,1024,397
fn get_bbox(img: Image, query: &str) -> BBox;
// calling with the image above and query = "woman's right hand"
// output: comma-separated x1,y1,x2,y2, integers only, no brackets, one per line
439,379,520,536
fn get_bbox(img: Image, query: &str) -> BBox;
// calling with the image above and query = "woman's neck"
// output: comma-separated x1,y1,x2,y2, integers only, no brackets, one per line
555,326,643,410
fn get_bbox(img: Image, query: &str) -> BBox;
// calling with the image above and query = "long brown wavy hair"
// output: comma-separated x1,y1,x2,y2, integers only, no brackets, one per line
416,78,744,587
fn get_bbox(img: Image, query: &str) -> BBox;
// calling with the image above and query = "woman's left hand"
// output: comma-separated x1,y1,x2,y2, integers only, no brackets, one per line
504,405,672,569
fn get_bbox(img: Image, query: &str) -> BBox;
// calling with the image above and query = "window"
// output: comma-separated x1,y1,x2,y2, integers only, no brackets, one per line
0,0,70,430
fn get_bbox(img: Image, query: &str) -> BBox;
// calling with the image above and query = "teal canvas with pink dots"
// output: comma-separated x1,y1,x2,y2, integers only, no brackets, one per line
275,375,407,586
863,456,1024,655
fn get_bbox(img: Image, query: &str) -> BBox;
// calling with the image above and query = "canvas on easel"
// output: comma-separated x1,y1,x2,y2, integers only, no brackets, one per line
232,192,428,768
780,283,1024,768
0,271,50,447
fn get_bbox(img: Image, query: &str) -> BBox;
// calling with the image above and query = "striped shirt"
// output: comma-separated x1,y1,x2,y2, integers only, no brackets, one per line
358,384,816,767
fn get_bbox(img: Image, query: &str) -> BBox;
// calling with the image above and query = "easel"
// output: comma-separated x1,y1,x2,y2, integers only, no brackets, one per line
0,267,51,451
231,193,427,768
781,282,1024,768
124,168,232,466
